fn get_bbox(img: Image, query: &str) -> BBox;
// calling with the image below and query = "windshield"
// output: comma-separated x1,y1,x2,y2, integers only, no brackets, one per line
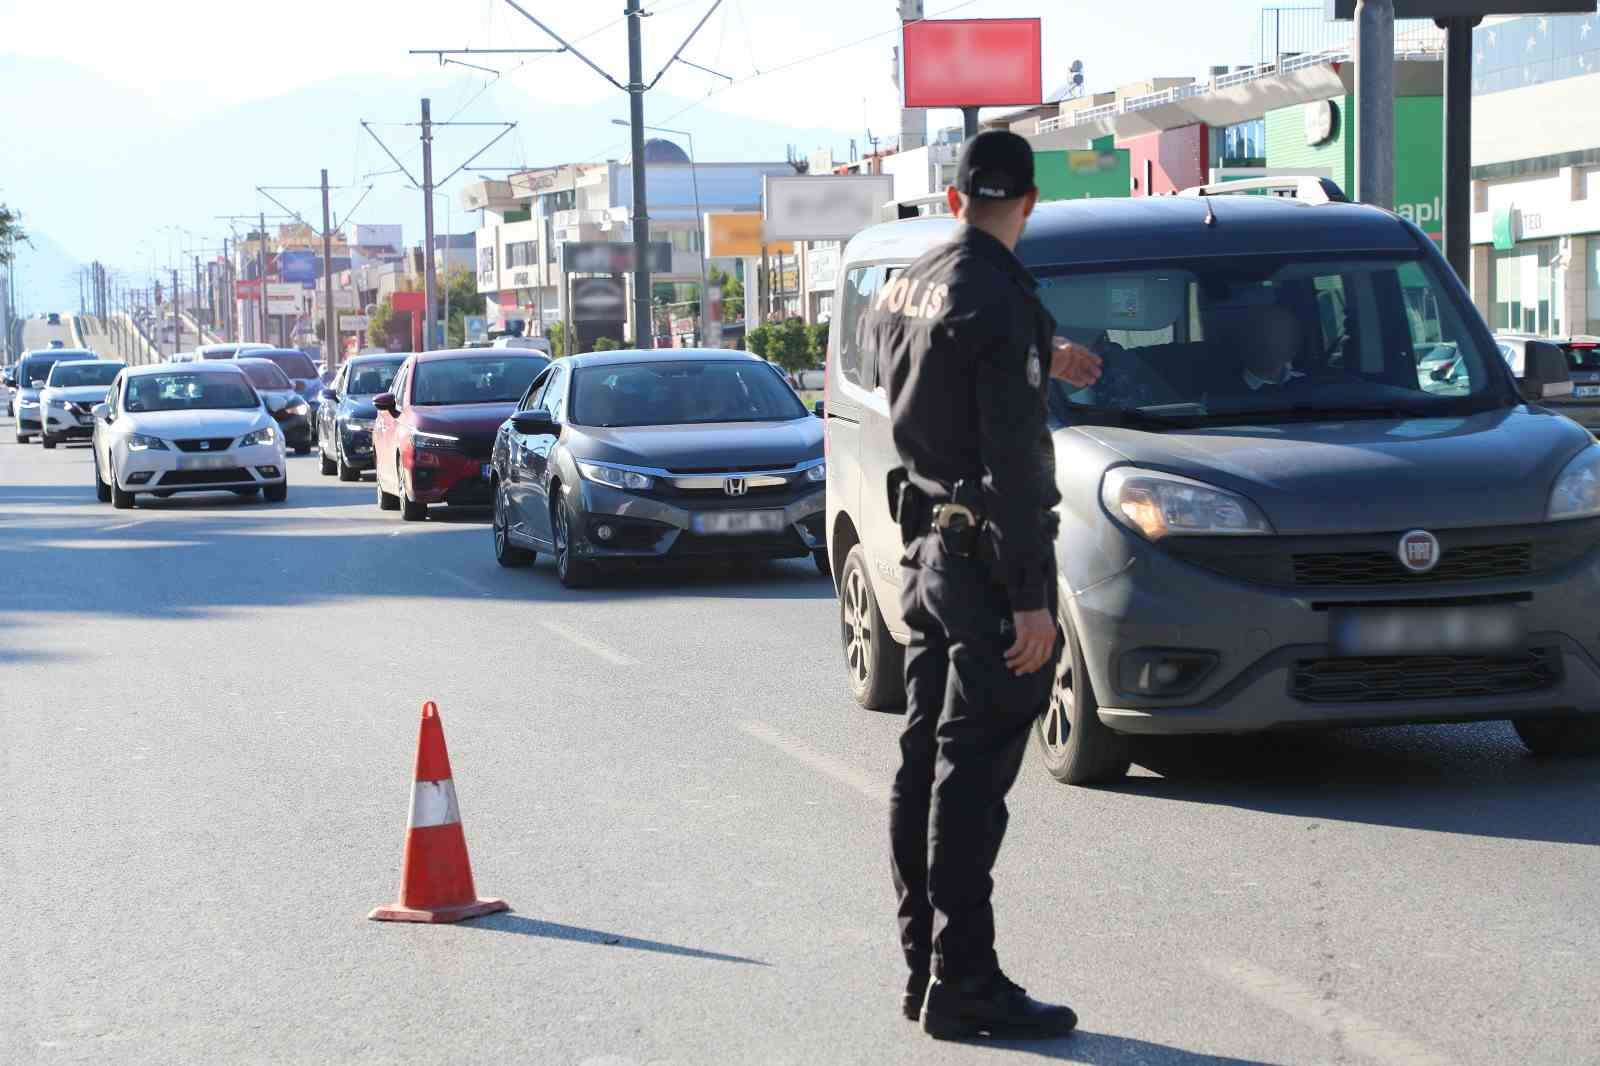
254,351,318,379
412,356,548,406
345,359,404,397
1043,254,1512,427
21,357,71,384
572,360,809,427
47,362,121,387
237,361,292,390
125,372,260,412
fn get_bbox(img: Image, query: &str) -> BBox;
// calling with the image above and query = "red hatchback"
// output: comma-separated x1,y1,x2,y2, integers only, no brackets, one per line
371,349,551,520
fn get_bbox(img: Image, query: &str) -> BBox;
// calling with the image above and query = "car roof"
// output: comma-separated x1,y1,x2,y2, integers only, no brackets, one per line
345,352,407,366
247,348,315,358
235,357,290,371
50,359,120,368
409,347,551,364
844,197,1421,271
124,361,247,377
25,348,94,359
561,348,768,370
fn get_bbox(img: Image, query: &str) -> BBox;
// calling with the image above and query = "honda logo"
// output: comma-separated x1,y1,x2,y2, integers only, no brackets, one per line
723,477,748,497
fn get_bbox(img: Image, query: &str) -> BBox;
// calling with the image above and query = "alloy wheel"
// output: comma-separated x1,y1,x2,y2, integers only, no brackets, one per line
494,488,509,555
553,503,570,579
842,565,873,690
1041,653,1074,756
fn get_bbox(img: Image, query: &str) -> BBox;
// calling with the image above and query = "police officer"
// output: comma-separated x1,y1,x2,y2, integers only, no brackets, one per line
871,130,1102,1041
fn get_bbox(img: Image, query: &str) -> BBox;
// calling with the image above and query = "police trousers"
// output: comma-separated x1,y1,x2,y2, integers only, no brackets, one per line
890,534,1058,980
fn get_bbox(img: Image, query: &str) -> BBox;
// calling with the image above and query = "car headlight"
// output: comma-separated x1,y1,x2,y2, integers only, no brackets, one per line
577,461,655,491
407,429,460,449
239,426,277,447
803,460,827,483
50,398,71,409
1101,467,1273,540
1548,446,1600,521
126,433,169,452
285,398,308,415
18,397,38,409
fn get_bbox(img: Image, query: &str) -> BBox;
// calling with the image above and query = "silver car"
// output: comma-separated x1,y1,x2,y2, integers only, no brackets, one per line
823,185,1600,785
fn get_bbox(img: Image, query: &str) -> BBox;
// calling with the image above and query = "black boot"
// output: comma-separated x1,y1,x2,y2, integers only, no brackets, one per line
921,971,1078,1040
901,971,929,1021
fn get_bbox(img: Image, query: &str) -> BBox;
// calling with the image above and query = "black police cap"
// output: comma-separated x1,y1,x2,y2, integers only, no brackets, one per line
956,130,1035,202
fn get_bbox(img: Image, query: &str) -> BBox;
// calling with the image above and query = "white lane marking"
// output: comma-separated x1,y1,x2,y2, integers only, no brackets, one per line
440,569,493,596
738,721,888,805
537,620,638,667
1202,957,1459,1066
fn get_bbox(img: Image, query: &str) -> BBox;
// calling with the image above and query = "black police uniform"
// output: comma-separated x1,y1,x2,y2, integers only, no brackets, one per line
871,221,1062,990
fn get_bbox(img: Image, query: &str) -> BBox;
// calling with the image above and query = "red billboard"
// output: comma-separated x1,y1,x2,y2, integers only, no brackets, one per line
901,18,1043,110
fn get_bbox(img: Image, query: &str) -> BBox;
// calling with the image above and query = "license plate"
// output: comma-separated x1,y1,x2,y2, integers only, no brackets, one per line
1330,605,1526,657
1575,385,1600,398
177,455,234,471
481,463,492,480
691,510,786,535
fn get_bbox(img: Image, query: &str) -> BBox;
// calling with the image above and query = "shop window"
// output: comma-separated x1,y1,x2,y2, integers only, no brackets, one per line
1221,118,1266,167
1491,240,1560,336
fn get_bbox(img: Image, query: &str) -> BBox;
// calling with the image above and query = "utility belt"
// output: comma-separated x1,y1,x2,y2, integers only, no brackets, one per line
887,469,988,558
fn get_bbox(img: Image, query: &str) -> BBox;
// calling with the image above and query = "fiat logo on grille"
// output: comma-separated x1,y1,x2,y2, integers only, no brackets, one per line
1398,529,1441,573
723,477,748,497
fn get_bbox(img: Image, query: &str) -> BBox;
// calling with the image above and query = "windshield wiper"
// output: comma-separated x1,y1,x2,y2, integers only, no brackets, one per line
1060,403,1203,430
1195,403,1440,425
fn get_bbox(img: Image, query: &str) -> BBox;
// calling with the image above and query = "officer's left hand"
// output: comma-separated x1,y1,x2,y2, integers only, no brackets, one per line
1050,338,1103,388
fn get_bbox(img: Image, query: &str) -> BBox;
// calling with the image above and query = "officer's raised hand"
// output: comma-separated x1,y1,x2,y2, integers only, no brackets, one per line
1051,337,1103,388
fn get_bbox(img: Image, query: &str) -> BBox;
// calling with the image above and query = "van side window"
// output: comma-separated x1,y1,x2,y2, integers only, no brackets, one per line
838,265,884,389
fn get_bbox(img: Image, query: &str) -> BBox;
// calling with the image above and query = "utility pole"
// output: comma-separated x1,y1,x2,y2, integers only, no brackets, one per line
258,212,268,345
421,99,438,351
321,168,339,366
626,0,651,346
1353,0,1395,210
1438,15,1479,285
172,267,181,356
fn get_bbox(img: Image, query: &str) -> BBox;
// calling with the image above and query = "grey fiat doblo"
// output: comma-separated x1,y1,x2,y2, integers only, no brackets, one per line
823,180,1600,784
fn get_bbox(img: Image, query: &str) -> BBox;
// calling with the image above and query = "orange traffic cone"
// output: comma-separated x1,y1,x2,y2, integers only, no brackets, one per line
370,701,510,924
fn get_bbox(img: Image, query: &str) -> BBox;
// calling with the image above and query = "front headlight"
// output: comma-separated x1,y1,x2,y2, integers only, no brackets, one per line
1101,468,1273,540
1548,446,1600,521
239,426,277,447
577,461,655,491
285,398,308,416
347,418,375,431
804,460,827,483
407,429,460,449
126,433,169,452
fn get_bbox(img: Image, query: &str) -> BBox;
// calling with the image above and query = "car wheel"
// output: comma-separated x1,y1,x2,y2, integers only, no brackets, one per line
41,433,56,449
15,432,28,444
337,451,361,482
92,449,111,502
1513,716,1600,757
109,460,135,510
1035,611,1131,786
376,459,399,511
264,482,288,503
812,547,830,577
493,483,535,568
399,475,427,522
839,545,905,710
552,492,596,589
320,450,336,475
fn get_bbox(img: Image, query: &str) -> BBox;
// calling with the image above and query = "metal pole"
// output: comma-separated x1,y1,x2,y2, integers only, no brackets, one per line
321,168,339,367
686,131,706,346
1440,16,1476,284
961,107,980,141
172,267,181,356
1354,0,1395,210
627,0,653,348
258,212,268,344
421,99,438,351
194,255,202,341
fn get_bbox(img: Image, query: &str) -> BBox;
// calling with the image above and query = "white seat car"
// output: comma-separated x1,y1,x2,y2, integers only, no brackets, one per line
40,358,124,449
92,363,288,508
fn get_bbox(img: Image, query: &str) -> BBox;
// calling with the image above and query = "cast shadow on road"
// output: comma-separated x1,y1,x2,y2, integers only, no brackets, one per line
1108,725,1600,845
937,1030,1281,1065
465,913,768,966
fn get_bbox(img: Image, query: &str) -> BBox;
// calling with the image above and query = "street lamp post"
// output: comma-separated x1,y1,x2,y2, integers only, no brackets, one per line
612,119,706,345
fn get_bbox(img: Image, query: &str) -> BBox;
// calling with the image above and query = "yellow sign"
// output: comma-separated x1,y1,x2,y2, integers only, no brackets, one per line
704,212,793,258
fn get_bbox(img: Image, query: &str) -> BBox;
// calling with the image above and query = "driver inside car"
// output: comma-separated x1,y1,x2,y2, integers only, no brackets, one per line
1240,304,1308,392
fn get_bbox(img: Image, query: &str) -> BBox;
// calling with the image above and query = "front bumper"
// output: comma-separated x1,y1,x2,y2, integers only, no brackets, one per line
116,441,287,493
570,481,826,562
338,424,376,470
404,449,492,506
17,404,41,431
1071,522,1600,736
270,412,313,449
43,408,96,439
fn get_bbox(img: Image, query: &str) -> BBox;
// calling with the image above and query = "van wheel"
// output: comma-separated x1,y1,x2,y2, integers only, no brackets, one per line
320,452,336,475
1035,611,1131,785
1513,717,1600,757
839,545,905,710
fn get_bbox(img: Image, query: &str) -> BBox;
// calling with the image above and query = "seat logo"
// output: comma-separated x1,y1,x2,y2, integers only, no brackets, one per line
724,477,748,497
1398,529,1440,573
199,441,211,450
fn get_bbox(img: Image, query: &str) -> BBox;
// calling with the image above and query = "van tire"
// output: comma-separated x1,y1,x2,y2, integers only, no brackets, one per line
839,545,905,710
1513,716,1600,757
1035,610,1131,785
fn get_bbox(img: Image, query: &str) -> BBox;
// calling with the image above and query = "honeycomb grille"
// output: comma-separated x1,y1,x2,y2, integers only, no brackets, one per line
1291,647,1561,704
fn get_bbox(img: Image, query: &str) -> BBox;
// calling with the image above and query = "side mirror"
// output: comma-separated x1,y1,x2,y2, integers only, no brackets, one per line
92,403,110,420
372,392,397,414
30,379,46,388
1520,340,1573,402
320,388,339,402
813,400,825,418
510,409,558,435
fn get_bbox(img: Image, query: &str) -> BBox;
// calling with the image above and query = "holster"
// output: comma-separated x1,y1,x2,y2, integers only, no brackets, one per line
887,468,985,557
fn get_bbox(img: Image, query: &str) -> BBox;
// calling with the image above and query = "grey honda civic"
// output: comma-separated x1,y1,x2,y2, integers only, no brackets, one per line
489,349,827,587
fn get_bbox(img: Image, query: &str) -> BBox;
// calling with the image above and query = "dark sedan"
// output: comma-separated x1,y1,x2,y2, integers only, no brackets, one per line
235,358,314,453
235,348,326,429
316,353,406,481
489,349,826,587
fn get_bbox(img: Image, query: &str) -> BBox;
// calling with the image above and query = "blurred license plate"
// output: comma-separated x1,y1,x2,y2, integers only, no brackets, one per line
480,464,492,479
176,455,233,471
1574,385,1600,398
1330,606,1525,657
692,510,785,535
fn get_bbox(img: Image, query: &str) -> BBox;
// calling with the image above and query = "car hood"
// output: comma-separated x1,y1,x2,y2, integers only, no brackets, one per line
412,402,519,436
125,408,271,438
568,418,824,471
41,385,113,403
340,398,379,419
1072,407,1594,533
257,389,304,411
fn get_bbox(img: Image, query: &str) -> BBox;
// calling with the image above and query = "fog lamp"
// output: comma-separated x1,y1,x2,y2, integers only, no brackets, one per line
1117,650,1218,697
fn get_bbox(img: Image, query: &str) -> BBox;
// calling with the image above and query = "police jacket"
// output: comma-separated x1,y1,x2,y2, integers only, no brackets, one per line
872,224,1061,612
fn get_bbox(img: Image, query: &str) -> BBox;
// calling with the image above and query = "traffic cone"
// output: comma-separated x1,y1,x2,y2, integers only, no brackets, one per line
370,701,510,924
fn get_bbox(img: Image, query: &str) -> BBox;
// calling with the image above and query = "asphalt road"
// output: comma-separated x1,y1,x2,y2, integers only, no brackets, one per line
1,394,1597,1066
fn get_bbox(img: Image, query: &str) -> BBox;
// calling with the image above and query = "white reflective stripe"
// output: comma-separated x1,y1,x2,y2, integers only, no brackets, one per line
408,779,460,829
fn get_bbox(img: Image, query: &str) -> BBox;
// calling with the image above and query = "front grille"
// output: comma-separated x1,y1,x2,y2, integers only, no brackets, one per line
443,478,492,506
71,401,97,414
1291,647,1561,703
457,434,496,460
1293,543,1532,586
173,437,235,453
158,467,252,485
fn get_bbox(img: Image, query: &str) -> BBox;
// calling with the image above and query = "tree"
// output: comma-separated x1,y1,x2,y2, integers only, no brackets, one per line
443,266,481,348
592,336,620,352
367,298,397,351
545,321,567,357
0,204,28,264
749,318,812,373
706,265,744,321
806,321,829,364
